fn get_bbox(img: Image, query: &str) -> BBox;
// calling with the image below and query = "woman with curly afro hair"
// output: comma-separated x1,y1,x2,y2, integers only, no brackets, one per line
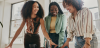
61,0,98,48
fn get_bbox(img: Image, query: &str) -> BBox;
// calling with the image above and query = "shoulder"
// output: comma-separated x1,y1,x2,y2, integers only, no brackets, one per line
40,18,44,23
44,15,50,21
45,15,49,19
78,7,90,14
59,14,66,18
40,18,43,21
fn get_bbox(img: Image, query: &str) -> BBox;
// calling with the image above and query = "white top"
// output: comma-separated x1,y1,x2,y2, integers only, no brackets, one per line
67,7,95,41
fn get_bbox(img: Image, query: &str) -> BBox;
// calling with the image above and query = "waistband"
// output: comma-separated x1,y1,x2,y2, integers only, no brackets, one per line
75,33,95,37
26,31,39,34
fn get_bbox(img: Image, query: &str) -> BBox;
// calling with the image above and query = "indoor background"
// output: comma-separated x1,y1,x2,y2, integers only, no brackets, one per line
0,0,100,48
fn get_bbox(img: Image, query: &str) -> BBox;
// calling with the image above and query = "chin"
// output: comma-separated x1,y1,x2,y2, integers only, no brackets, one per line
69,11,72,13
35,13,38,14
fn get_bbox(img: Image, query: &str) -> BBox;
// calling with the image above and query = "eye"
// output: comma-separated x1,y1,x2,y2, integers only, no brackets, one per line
55,9,57,11
50,9,53,11
33,6,36,8
37,6,39,8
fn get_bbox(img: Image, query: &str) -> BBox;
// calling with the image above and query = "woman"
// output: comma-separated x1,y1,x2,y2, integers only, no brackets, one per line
44,2,67,48
5,1,57,48
61,0,98,48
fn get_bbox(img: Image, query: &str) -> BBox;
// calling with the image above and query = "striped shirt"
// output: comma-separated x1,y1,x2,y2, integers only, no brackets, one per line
67,7,95,41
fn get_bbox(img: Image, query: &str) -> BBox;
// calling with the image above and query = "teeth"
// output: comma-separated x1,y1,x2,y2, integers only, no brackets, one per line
53,13,56,14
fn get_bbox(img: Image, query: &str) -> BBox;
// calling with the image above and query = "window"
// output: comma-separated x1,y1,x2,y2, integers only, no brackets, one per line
10,2,25,44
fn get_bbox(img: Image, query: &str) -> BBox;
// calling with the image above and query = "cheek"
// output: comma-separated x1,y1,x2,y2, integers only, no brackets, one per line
57,10,59,13
50,11,52,14
32,8,35,11
37,8,39,11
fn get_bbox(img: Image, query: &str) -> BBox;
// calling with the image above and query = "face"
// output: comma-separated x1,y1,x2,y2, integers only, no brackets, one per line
65,4,76,13
32,2,39,15
50,5,59,16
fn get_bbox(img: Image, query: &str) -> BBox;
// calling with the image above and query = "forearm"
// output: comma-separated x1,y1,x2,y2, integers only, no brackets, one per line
67,38,71,42
85,38,91,44
10,19,25,45
42,30,50,40
10,28,22,45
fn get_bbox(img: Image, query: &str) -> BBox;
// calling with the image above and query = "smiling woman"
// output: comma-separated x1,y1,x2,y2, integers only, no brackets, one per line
5,1,57,48
44,2,68,48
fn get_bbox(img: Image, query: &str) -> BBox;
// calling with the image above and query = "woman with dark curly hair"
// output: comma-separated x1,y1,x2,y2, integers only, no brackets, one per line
44,2,68,48
5,1,57,48
61,0,98,48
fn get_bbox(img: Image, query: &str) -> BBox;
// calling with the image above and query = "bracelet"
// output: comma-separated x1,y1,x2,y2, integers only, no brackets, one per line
85,41,91,46
48,38,51,41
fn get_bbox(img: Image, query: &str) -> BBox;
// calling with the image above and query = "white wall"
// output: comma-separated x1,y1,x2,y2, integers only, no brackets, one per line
98,0,100,18
0,1,4,48
0,2,11,48
0,0,25,48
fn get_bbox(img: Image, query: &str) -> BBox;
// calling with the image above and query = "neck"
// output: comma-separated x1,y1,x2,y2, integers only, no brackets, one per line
72,9,78,16
31,14,36,18
52,16,56,17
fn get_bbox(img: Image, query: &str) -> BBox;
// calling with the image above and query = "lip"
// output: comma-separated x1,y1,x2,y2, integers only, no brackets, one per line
34,11,38,12
53,13,56,14
68,9,71,12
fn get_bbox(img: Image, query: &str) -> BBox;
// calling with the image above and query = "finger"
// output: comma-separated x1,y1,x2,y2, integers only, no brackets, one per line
50,45,52,48
83,46,85,48
52,43,58,46
5,46,9,48
26,30,31,33
61,46,64,48
26,30,33,34
68,46,69,48
54,45,58,48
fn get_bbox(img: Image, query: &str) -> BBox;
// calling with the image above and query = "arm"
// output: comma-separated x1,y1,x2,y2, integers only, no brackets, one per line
83,8,93,48
58,14,67,47
40,18,58,47
40,18,51,40
61,16,74,48
66,17,74,41
6,19,26,48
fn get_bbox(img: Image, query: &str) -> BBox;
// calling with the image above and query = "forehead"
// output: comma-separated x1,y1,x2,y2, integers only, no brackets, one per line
33,2,39,6
50,5,58,9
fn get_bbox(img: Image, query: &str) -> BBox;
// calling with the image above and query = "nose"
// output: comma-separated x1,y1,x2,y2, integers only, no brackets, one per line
35,7,39,10
52,10,56,13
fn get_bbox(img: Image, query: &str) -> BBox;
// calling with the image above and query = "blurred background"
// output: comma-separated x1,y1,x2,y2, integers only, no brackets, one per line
0,0,100,48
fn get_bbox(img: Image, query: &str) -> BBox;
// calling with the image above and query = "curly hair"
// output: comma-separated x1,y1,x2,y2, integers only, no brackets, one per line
21,1,44,20
48,2,63,15
63,0,84,11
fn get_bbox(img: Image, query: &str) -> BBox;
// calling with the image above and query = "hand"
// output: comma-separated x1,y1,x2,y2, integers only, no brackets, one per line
5,44,12,48
49,40,58,48
83,44,90,48
61,41,69,48
26,29,33,34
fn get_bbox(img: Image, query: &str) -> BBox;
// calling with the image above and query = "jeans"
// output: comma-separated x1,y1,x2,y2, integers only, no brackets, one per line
75,34,98,48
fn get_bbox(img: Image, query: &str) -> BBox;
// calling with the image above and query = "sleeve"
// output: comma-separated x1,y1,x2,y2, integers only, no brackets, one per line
58,14,67,47
67,17,74,41
83,8,93,40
